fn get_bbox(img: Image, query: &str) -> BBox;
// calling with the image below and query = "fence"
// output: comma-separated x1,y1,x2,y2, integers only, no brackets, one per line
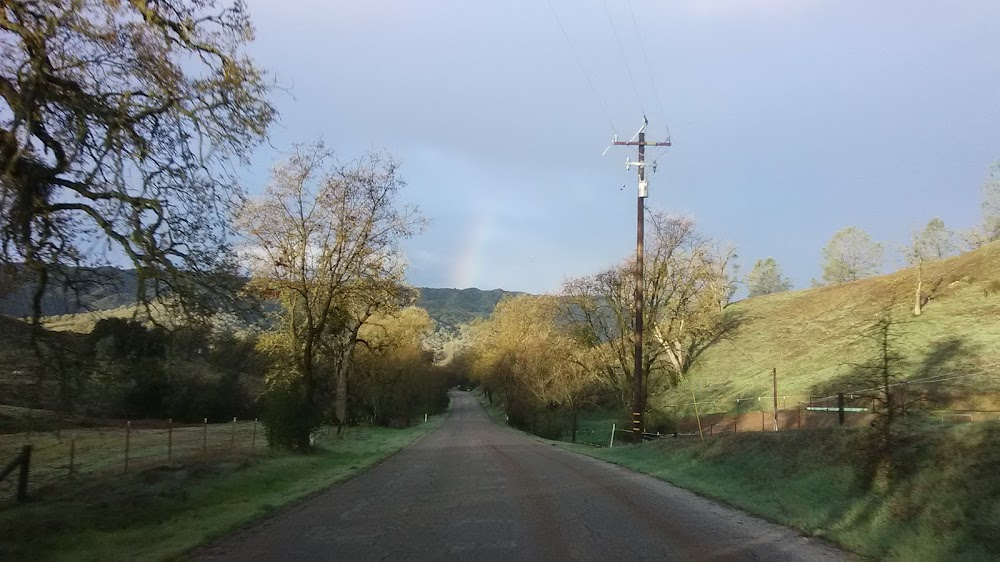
0,417,261,504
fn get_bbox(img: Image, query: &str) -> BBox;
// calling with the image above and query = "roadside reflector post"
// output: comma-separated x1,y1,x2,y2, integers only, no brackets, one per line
609,423,616,448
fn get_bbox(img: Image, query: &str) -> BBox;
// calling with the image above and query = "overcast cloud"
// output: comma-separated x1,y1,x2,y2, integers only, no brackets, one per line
241,0,1000,293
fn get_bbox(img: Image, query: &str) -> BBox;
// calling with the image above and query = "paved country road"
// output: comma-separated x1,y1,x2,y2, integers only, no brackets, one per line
193,392,846,561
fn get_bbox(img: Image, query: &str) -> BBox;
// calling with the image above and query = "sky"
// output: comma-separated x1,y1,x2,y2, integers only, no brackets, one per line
240,0,1000,294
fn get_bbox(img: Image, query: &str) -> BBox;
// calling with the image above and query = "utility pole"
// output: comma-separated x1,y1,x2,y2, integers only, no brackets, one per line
612,117,670,442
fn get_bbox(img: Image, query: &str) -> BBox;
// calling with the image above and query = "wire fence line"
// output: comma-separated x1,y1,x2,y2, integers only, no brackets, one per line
0,417,263,504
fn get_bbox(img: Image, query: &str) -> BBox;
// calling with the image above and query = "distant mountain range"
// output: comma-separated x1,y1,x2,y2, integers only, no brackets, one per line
0,267,520,329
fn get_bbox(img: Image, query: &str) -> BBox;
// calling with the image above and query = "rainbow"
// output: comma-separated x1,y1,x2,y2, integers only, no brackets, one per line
450,214,494,289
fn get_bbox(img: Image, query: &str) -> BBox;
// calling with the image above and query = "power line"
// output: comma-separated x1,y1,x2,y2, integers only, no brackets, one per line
602,0,646,117
624,0,671,141
725,339,768,370
545,0,618,136
808,361,1000,405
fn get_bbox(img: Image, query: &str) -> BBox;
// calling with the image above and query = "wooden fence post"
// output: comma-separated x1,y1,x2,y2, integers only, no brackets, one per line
168,419,173,461
124,421,131,472
772,368,779,432
838,393,846,426
251,418,258,452
203,418,208,454
69,436,76,479
17,445,31,502
231,417,237,449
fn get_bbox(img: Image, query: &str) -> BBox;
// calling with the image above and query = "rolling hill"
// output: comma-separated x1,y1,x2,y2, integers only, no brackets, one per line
0,266,519,333
660,241,1000,416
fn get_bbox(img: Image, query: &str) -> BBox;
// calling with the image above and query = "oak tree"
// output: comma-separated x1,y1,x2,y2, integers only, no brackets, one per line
746,257,793,297
820,227,884,285
238,143,421,447
0,0,275,323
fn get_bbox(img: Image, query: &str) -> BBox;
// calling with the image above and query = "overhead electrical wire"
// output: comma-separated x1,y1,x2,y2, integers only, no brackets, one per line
545,0,619,136
624,0,670,138
602,0,646,118
620,0,673,165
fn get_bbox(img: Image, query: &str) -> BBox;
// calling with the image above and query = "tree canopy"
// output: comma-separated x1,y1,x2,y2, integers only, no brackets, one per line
0,0,275,322
746,257,793,297
820,227,884,285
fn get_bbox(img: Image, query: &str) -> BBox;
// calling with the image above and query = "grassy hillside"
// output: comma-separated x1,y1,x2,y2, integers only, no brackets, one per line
661,242,1000,416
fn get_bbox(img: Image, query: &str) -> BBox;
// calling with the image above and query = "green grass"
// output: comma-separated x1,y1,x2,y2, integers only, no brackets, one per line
473,389,507,424
0,419,270,496
0,416,445,561
662,242,1000,417
558,422,1000,561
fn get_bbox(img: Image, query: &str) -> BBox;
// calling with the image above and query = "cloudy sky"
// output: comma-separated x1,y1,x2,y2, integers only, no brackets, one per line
241,0,1000,294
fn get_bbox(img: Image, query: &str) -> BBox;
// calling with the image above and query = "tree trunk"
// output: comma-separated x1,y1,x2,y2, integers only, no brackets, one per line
913,262,923,316
571,404,578,444
335,361,348,428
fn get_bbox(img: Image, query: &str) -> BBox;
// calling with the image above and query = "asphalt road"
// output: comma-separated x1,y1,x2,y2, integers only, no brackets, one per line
193,391,846,561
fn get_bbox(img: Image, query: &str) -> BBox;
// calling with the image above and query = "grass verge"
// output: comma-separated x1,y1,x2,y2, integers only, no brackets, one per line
556,422,1000,561
0,416,445,561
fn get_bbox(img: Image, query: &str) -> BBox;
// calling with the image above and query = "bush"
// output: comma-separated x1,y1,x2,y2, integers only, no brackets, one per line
261,378,323,450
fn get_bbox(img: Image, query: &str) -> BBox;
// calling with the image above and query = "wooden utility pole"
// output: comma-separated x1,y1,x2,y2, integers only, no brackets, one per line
612,118,670,442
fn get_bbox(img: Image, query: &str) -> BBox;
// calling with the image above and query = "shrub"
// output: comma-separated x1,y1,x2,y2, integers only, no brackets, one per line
261,377,323,450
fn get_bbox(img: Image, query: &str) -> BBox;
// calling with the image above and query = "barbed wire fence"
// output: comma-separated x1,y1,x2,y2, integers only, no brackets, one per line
666,364,1000,439
0,416,263,504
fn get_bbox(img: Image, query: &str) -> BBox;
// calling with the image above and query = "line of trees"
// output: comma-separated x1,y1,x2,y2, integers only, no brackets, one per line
748,161,999,300
464,213,741,440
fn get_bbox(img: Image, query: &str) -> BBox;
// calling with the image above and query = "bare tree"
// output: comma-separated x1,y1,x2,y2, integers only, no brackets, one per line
904,218,955,316
982,162,1000,243
820,226,884,284
561,214,738,411
646,213,735,378
237,143,421,446
706,243,739,312
0,0,275,324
